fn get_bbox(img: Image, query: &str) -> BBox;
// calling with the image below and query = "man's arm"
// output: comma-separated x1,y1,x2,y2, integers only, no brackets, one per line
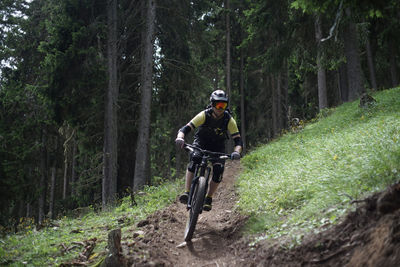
176,123,194,140
175,111,205,145
232,133,243,154
228,118,243,154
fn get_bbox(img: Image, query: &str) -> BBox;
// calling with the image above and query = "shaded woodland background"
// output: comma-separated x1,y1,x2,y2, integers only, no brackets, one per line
0,0,399,228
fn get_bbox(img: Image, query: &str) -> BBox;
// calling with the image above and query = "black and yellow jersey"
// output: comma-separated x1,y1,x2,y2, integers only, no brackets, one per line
189,108,239,151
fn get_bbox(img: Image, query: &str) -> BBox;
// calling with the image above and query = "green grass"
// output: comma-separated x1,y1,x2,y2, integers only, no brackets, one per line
0,179,183,266
237,88,400,245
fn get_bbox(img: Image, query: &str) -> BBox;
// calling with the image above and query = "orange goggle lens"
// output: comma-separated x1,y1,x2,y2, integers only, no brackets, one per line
214,102,227,110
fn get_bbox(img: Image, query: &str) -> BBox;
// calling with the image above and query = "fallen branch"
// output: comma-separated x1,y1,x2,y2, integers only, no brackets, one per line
59,243,82,254
79,238,97,261
59,237,98,266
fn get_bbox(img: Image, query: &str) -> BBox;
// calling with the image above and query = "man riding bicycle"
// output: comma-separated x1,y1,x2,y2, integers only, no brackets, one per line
175,90,243,211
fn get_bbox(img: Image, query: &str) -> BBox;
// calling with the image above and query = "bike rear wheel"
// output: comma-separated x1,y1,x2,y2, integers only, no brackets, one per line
184,176,206,242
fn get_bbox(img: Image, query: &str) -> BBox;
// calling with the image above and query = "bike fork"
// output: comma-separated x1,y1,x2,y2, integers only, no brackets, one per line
187,176,199,210
187,166,211,211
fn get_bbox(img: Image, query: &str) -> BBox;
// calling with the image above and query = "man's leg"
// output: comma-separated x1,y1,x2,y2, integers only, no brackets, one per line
179,170,194,204
185,170,194,192
203,163,224,211
206,180,219,198
203,181,219,211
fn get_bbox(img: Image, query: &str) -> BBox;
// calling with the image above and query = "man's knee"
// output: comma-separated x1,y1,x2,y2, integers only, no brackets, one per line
212,163,224,183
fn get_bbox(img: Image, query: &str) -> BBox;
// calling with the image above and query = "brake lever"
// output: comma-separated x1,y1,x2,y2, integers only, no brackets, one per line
183,143,194,153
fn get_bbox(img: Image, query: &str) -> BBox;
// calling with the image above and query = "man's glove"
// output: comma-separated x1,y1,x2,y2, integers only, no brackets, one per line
175,137,185,149
231,151,241,160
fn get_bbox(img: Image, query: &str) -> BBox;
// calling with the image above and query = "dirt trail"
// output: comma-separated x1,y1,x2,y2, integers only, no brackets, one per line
122,161,400,267
123,161,247,266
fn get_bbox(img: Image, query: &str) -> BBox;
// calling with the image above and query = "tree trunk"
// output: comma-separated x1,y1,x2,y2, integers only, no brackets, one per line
133,0,156,191
71,137,77,196
343,8,364,101
103,0,118,209
271,74,278,137
239,46,246,154
365,37,377,90
49,136,58,219
17,200,24,220
101,229,126,267
338,63,348,102
214,44,219,91
278,72,284,130
282,63,289,130
62,126,74,200
314,15,328,110
26,202,32,218
225,0,231,103
389,39,399,87
175,146,182,179
38,127,48,225
225,0,234,153
303,73,313,118
49,166,56,219
26,167,33,218
166,148,171,180
62,154,68,200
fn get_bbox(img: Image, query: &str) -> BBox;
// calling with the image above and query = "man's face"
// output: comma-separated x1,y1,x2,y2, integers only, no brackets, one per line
212,101,227,116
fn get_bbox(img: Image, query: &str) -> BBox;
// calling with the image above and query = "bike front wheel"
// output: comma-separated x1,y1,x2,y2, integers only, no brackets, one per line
184,176,206,242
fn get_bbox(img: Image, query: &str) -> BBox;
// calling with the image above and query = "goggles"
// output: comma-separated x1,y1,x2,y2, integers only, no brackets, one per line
214,101,227,110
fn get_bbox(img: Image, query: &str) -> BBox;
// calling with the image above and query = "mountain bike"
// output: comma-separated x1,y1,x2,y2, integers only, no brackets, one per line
182,143,232,242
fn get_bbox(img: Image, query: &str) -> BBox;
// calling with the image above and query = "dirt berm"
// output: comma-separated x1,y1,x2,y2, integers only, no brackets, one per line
122,161,400,266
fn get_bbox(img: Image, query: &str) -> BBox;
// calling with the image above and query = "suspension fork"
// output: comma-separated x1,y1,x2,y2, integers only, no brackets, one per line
187,157,209,210
203,165,212,198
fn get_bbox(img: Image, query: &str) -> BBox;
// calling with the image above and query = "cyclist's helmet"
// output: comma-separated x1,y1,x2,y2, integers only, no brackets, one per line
210,90,228,104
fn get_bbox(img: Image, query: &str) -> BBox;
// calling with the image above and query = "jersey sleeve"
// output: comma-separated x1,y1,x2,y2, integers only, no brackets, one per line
227,117,240,136
190,111,206,128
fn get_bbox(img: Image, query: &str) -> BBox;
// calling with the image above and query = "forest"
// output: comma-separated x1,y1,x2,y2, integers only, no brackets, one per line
0,0,399,229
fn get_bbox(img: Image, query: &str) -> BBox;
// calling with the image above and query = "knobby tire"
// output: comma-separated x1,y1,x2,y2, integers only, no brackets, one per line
184,176,206,242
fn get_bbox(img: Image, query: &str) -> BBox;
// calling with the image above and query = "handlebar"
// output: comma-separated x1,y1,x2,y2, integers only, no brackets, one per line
183,143,232,160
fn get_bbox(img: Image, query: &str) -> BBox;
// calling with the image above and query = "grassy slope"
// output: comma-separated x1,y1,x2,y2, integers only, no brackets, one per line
237,88,400,245
0,179,183,266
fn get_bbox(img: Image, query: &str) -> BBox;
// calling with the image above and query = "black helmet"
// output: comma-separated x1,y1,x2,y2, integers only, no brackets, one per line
210,90,228,103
